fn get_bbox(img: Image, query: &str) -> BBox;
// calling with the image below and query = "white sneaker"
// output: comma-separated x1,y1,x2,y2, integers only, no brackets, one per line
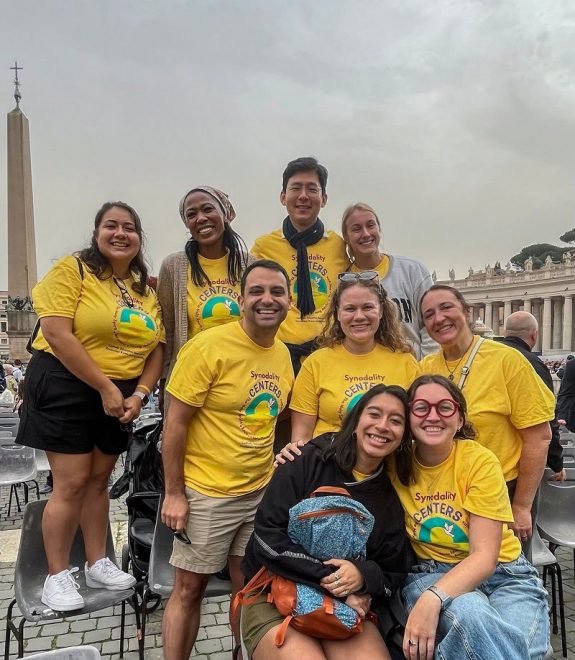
41,568,84,611
85,557,136,590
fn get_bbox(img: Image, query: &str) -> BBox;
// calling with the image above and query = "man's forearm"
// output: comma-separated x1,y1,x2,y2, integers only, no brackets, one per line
162,417,189,495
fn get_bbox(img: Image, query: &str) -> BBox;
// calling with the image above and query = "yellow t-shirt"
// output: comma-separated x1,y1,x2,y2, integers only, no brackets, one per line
420,337,555,481
166,321,294,497
251,229,350,344
290,343,420,436
351,255,390,279
186,255,241,338
32,256,165,380
391,440,521,563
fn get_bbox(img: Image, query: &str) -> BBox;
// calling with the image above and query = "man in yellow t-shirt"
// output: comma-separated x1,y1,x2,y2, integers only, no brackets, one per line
251,156,350,370
160,260,294,659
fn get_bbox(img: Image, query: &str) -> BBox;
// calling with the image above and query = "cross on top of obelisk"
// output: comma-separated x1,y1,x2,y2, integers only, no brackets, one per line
10,61,22,108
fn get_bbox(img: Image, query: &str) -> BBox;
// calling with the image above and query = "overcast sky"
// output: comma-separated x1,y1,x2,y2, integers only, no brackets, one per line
1,0,575,289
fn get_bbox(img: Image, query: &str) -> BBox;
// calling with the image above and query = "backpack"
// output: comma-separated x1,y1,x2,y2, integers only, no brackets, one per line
235,486,375,647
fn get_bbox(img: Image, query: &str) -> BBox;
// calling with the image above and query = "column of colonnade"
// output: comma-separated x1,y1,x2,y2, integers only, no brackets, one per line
471,294,574,353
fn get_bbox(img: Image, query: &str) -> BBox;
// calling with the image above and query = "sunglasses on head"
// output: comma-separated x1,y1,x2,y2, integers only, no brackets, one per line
409,399,460,418
337,271,379,283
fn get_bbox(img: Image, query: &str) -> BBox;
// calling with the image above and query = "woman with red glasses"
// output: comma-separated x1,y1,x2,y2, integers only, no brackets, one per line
285,273,419,453
391,374,549,660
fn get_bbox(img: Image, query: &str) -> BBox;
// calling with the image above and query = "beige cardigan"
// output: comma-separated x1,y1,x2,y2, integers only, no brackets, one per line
157,250,255,380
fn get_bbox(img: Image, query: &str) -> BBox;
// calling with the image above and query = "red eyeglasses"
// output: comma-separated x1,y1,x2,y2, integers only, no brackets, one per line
409,399,460,418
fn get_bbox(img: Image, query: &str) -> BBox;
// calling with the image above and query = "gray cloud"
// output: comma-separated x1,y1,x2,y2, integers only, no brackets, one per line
1,0,575,288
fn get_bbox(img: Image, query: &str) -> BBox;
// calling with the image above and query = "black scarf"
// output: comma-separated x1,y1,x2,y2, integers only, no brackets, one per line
282,216,325,318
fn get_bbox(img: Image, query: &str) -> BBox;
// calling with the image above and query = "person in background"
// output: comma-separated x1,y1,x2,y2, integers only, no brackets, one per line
557,353,575,433
392,375,549,660
556,354,573,380
341,203,436,359
161,260,294,660
419,285,554,546
12,359,24,382
157,186,250,402
16,201,165,611
501,311,565,480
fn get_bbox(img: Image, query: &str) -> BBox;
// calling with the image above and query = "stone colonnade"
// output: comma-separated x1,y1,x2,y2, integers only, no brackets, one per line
469,294,573,353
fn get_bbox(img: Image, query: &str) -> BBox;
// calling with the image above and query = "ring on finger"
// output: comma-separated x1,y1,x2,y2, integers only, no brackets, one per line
408,639,417,647
343,589,348,596
334,574,340,583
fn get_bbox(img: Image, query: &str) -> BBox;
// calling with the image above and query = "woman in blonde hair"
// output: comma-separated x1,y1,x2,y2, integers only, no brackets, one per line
341,203,435,358
284,273,419,450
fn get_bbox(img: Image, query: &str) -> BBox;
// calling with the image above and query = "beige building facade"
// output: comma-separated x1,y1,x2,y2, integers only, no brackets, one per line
438,251,575,355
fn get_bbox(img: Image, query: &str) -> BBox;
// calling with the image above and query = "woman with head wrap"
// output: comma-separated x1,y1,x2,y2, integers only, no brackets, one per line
157,186,250,390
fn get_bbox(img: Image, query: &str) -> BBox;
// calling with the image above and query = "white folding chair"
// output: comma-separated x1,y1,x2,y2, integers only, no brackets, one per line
0,444,38,516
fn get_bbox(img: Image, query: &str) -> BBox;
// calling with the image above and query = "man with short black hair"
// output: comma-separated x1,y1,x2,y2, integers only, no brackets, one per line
252,156,349,372
161,259,294,660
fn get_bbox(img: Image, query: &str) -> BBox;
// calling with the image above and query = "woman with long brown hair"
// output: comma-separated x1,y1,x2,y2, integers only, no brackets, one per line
17,201,164,611
288,273,419,447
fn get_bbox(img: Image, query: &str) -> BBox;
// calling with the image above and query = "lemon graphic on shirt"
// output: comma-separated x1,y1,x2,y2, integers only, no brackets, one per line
243,393,280,438
418,517,468,547
292,273,329,311
116,308,157,347
201,295,240,330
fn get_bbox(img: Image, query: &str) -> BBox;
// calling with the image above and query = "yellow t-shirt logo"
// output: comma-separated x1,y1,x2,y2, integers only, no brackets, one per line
115,307,157,347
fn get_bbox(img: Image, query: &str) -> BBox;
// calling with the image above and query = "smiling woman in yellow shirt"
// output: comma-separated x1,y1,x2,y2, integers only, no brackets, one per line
16,201,164,613
289,272,420,444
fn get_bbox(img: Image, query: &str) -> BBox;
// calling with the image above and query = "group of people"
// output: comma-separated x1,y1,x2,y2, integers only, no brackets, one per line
14,155,560,659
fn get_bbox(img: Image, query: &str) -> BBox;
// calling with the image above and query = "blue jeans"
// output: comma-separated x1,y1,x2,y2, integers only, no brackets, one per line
402,556,549,660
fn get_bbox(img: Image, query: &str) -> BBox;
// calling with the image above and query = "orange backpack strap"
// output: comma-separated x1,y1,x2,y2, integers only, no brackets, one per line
310,486,351,498
323,594,335,615
274,615,294,647
231,567,273,622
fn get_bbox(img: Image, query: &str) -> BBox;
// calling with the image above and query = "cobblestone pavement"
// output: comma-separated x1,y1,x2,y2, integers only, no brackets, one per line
1,467,575,658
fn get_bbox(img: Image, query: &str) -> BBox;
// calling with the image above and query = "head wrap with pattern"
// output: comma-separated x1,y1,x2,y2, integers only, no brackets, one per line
179,186,236,224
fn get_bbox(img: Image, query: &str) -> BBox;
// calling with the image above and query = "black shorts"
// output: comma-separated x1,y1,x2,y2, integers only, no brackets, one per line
16,351,137,455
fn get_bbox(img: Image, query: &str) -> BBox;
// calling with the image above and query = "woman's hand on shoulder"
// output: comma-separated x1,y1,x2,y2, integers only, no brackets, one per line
320,559,364,597
274,440,305,467
99,381,125,418
403,590,441,660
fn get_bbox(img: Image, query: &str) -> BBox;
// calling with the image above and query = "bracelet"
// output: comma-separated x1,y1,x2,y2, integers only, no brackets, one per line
136,384,151,395
133,390,149,405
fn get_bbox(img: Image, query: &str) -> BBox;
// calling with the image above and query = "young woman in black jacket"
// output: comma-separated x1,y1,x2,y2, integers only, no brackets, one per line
241,384,415,659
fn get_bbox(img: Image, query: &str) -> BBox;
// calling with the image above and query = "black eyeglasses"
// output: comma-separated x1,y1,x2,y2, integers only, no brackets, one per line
113,277,135,308
337,271,379,283
409,399,460,418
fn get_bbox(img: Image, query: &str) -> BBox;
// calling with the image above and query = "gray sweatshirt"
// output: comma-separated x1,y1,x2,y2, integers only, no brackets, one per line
379,254,437,359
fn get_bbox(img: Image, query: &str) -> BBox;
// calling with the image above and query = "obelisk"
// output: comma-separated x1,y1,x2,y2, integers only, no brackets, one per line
6,62,38,361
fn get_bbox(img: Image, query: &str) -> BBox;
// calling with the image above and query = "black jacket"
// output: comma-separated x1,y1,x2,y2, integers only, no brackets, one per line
242,434,415,604
556,357,575,432
499,336,563,472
